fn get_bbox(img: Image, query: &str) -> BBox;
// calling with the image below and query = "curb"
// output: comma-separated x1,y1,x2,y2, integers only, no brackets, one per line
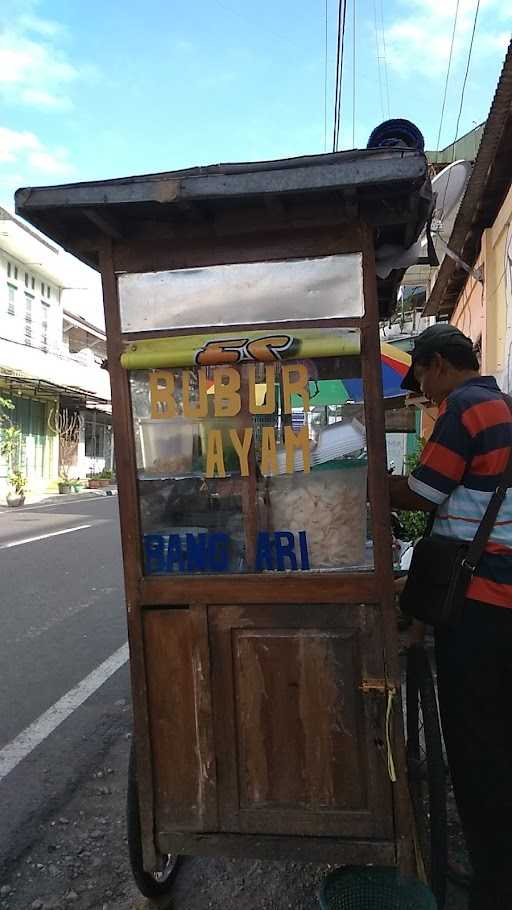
0,488,118,512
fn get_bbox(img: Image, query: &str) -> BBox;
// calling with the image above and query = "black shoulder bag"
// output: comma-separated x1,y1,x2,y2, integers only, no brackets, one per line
400,398,512,628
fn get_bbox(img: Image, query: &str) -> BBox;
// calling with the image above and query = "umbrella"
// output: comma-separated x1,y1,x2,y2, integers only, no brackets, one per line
293,343,411,407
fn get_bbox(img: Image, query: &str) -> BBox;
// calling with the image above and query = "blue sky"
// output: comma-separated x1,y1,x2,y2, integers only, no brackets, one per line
0,0,510,208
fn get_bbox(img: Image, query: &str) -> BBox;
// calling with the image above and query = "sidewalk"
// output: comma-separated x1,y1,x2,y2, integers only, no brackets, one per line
5,487,118,510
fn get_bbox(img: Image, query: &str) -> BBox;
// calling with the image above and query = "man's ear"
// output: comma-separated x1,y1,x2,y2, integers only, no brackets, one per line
433,352,445,373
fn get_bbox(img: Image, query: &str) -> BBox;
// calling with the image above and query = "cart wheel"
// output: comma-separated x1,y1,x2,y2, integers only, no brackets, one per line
127,742,181,901
406,644,448,909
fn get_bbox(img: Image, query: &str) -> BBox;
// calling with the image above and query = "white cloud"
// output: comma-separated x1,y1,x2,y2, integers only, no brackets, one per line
28,148,75,177
0,126,40,163
0,4,82,111
20,88,72,111
0,125,75,177
384,0,511,79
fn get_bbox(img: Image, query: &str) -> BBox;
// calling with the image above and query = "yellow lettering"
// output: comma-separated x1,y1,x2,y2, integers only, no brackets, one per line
284,425,310,474
248,364,276,415
205,430,226,478
282,364,309,413
182,368,208,418
260,427,278,476
229,428,253,477
149,370,178,418
213,367,241,417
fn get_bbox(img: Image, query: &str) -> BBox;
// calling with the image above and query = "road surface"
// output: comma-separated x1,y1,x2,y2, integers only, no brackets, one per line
0,493,131,875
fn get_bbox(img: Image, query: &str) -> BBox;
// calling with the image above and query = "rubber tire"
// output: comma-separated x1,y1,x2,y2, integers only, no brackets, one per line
406,644,448,909
127,742,181,902
367,118,425,151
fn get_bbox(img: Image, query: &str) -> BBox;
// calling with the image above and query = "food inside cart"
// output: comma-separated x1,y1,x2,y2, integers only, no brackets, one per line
128,328,376,575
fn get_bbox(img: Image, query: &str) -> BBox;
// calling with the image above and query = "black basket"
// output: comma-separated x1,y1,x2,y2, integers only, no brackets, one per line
319,867,437,910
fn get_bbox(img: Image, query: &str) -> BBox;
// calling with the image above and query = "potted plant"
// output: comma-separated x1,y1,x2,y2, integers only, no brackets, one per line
88,468,115,489
7,470,27,507
58,474,72,494
48,408,82,494
1,421,27,507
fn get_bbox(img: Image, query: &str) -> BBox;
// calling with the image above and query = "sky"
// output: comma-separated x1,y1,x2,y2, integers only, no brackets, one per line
0,0,511,212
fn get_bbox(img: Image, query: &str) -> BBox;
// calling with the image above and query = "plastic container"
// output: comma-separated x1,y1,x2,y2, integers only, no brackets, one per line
319,866,437,909
269,458,368,569
138,418,194,475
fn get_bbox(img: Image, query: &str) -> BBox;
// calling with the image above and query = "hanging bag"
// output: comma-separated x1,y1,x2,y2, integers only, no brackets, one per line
399,397,512,627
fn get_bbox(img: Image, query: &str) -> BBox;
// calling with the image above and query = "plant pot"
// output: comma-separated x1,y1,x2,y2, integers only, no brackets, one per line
58,482,72,494
6,491,25,508
88,479,111,489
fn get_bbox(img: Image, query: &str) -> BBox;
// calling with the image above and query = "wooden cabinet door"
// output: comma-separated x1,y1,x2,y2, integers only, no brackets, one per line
143,607,218,833
209,604,393,839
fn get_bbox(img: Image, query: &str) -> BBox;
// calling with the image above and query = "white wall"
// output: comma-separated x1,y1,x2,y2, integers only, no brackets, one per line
0,249,111,401
0,249,62,355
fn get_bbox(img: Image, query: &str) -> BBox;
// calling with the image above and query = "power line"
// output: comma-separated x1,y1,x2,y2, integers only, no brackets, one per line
452,0,481,161
438,0,481,225
436,0,460,151
324,0,329,152
332,0,348,151
378,0,391,117
372,0,385,120
352,0,356,147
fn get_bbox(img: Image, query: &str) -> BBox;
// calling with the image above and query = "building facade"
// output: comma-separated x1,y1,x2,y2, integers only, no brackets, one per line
425,41,512,393
0,207,112,496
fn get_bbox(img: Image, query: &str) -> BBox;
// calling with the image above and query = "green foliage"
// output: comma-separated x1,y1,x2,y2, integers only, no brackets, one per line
398,436,428,540
0,424,23,472
87,468,115,480
8,471,27,495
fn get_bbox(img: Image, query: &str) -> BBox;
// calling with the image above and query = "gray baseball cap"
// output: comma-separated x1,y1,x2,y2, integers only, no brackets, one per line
401,324,474,392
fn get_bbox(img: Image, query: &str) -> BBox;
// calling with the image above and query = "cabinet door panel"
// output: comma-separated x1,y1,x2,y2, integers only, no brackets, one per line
209,604,393,839
143,607,217,832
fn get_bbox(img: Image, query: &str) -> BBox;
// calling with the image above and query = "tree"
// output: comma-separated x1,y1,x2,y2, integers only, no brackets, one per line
48,408,82,482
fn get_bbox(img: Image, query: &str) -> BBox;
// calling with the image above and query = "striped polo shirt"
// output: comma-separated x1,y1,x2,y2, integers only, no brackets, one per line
409,376,512,608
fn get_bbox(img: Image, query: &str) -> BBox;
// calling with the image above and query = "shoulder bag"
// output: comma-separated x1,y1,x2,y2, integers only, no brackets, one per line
399,396,512,627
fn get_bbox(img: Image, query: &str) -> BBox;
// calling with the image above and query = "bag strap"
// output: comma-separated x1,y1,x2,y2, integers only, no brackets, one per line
465,393,512,571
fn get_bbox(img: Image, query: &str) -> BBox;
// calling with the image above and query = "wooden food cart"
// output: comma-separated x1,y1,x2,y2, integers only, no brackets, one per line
16,147,445,906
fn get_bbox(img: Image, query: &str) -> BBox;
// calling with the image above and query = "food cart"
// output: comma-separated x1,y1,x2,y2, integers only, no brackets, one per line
16,145,446,906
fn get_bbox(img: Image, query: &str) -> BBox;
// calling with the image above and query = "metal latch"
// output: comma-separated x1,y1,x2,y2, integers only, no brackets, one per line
359,678,387,694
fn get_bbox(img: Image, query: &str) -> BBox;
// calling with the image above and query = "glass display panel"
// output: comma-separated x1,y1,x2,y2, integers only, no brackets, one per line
130,339,375,577
118,253,364,333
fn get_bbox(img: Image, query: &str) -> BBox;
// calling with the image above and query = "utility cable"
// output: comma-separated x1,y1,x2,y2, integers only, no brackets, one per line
378,0,391,117
332,0,348,151
373,0,385,119
452,0,481,161
436,0,460,152
352,0,356,147
324,0,329,151
439,0,481,223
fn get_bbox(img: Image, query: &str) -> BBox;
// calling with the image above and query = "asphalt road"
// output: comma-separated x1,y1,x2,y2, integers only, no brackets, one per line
0,493,131,876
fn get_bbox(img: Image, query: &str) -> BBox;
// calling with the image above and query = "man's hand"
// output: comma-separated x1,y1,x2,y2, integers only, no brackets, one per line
394,575,408,594
388,474,435,513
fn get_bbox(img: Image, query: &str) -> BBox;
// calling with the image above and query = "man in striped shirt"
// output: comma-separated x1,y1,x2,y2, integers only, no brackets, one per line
390,324,512,910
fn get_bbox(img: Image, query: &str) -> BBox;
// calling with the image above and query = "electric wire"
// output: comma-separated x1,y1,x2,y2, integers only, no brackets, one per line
439,0,481,225
352,0,356,147
332,0,348,151
452,0,481,161
378,0,391,117
436,0,460,152
372,0,385,120
324,0,329,151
